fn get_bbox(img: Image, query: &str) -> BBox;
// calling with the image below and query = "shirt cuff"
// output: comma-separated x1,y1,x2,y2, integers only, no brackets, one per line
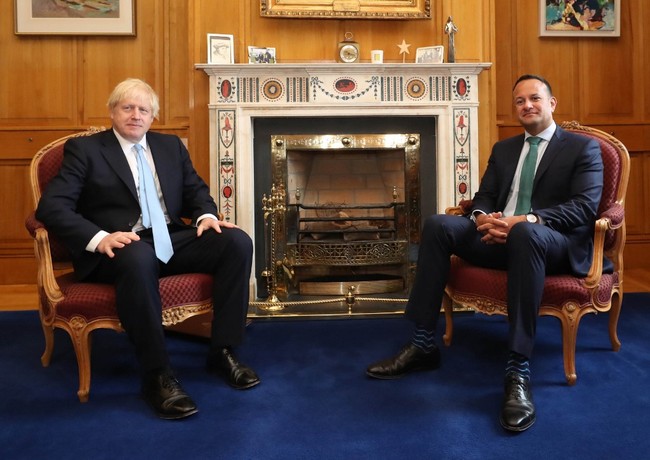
196,213,219,226
86,230,109,253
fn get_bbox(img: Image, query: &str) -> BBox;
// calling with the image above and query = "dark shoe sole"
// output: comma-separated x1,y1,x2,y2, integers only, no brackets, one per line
499,415,536,432
366,362,440,380
156,406,199,420
206,364,261,390
142,396,199,420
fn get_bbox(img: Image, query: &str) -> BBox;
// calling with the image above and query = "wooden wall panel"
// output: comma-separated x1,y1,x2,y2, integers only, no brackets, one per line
0,35,78,125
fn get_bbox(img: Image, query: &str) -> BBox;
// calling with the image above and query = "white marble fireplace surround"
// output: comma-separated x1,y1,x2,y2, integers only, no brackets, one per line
198,62,490,299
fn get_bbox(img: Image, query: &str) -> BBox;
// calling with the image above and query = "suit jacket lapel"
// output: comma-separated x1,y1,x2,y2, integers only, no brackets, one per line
533,126,565,186
146,134,173,200
99,130,139,202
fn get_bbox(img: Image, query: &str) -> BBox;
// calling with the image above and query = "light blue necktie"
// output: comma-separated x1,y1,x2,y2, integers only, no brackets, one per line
134,144,174,263
514,136,541,216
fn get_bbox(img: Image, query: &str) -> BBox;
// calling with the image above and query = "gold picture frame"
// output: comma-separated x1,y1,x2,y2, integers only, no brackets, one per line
260,0,431,19
15,0,136,36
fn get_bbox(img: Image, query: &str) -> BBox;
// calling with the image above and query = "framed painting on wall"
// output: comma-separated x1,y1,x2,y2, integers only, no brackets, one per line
15,0,136,35
260,0,431,19
207,34,235,64
539,0,620,37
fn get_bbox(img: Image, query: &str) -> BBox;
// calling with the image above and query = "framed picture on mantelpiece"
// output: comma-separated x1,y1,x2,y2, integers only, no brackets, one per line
415,46,444,64
207,34,235,64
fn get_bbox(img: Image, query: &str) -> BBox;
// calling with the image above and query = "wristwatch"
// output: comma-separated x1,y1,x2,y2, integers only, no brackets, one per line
526,213,538,224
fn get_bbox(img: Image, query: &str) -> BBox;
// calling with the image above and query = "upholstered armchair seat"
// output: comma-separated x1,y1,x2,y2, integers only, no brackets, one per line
445,258,618,314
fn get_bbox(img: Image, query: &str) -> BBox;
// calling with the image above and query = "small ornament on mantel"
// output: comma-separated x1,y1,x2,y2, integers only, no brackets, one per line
444,16,458,63
397,39,411,63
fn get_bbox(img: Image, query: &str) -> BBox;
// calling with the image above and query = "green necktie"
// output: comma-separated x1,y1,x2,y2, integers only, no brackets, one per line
514,136,541,216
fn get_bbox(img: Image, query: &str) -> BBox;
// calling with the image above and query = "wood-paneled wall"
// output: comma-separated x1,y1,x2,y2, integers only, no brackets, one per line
1,0,648,285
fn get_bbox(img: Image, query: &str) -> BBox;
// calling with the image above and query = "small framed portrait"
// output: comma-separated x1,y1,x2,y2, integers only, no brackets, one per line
415,46,444,64
248,46,277,64
207,34,234,64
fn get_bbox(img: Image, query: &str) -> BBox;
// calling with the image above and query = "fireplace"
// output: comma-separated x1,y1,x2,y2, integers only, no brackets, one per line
265,132,420,301
198,62,490,317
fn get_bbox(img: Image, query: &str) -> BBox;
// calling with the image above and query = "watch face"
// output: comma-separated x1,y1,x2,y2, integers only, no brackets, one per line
339,44,359,63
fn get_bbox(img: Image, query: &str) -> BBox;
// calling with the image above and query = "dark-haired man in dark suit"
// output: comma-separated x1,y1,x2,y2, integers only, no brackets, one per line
36,78,259,420
366,74,603,432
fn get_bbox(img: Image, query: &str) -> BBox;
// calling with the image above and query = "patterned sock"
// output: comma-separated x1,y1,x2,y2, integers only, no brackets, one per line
505,351,531,381
411,326,436,352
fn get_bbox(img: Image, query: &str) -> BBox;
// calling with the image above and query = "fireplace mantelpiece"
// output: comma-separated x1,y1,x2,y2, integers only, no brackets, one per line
198,62,491,305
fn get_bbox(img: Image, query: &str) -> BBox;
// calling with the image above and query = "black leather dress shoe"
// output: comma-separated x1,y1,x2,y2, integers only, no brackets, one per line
207,347,260,390
141,371,198,420
366,343,441,379
499,371,536,432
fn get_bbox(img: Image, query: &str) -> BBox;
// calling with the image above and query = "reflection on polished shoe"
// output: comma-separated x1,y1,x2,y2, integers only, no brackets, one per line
207,346,260,390
366,343,441,379
141,371,198,420
499,371,536,432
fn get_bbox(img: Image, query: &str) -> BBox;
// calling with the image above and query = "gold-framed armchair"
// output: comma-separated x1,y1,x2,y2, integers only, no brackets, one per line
442,121,630,385
25,128,214,402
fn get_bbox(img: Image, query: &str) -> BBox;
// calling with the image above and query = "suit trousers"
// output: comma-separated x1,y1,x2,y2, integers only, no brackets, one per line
405,214,572,358
86,225,253,373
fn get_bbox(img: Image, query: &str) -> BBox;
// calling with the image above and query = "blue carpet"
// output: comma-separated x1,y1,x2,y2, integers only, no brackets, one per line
2,294,650,459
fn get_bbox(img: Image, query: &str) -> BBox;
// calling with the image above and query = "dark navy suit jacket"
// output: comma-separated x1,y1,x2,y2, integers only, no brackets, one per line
470,126,603,276
36,129,219,280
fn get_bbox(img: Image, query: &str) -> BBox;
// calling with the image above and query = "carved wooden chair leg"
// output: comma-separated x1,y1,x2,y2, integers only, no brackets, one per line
442,293,454,346
70,327,93,403
609,293,623,351
40,321,55,367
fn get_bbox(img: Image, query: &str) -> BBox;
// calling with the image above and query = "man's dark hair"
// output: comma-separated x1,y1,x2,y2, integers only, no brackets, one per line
513,74,553,96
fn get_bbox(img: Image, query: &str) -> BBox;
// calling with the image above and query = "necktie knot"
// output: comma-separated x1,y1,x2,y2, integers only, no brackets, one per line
527,136,541,147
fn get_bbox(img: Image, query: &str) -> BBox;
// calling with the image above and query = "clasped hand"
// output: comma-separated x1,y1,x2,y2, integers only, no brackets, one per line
475,212,526,245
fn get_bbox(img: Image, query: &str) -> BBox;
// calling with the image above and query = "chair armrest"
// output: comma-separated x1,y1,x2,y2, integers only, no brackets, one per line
25,214,66,309
25,211,45,238
445,199,473,216
583,208,624,289
599,202,624,229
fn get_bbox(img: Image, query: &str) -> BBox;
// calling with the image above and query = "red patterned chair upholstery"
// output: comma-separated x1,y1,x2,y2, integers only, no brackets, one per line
442,121,630,385
25,128,214,402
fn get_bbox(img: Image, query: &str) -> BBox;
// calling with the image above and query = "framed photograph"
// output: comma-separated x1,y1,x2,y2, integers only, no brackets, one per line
15,0,135,36
416,46,444,64
248,46,276,64
207,34,235,64
539,0,620,37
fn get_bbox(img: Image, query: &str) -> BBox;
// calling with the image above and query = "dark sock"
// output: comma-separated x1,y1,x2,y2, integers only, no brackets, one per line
411,325,436,352
505,351,530,381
